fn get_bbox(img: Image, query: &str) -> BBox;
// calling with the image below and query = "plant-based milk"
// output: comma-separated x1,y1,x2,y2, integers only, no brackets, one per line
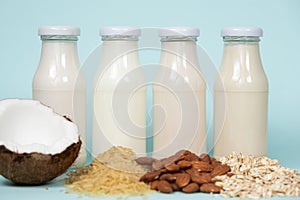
33,26,86,167
93,27,146,156
153,27,206,158
214,27,268,157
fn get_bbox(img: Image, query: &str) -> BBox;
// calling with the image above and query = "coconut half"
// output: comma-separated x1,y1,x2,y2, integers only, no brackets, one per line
0,99,81,185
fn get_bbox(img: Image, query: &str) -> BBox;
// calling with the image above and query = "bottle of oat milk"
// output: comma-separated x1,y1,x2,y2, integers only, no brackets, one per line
93,27,146,156
214,27,268,157
33,26,86,167
153,27,206,158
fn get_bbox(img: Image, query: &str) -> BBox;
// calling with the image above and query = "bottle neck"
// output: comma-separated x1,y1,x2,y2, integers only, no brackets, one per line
101,37,139,56
160,37,199,69
221,36,262,70
157,37,206,91
217,36,268,92
100,37,140,68
34,36,83,90
96,37,142,91
39,37,80,69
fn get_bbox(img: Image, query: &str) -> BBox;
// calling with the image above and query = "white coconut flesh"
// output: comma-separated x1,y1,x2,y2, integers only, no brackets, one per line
0,99,79,155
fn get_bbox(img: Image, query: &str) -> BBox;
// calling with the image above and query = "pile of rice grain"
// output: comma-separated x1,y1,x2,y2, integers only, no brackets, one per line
64,146,153,197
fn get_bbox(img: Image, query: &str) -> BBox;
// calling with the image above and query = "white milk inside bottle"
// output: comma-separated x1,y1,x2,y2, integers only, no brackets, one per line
214,27,268,157
32,26,86,167
93,27,146,156
153,27,206,158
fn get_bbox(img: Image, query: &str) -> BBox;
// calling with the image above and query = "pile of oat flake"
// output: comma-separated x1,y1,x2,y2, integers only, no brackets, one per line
213,152,300,198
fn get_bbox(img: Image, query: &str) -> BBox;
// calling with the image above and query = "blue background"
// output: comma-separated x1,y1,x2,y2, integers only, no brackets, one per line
0,0,300,199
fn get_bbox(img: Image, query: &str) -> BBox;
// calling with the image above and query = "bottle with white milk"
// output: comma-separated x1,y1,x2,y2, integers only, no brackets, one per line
93,27,146,156
153,27,206,158
33,26,86,167
214,27,268,157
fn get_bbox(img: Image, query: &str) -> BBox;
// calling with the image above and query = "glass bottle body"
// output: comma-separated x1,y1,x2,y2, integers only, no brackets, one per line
214,36,268,157
93,36,146,156
153,36,206,158
33,35,86,167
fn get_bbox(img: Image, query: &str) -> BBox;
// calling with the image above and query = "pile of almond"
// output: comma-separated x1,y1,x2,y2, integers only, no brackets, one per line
138,150,231,194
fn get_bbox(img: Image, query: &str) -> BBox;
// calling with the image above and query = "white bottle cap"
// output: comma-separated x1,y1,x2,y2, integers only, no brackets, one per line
221,27,263,37
38,26,80,36
99,26,141,36
159,27,200,37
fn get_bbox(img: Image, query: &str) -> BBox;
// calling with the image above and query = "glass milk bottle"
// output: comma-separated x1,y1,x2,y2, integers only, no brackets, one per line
33,26,86,167
93,27,146,156
214,27,268,157
153,27,206,158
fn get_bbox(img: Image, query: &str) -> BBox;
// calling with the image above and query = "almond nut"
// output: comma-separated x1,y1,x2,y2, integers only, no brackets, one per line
150,180,159,190
159,173,177,182
157,168,168,174
170,183,180,191
200,183,222,193
135,157,157,166
184,153,200,162
152,160,164,170
210,158,222,168
192,161,213,172
182,183,199,193
185,168,200,177
139,170,160,183
175,173,190,188
191,172,211,184
199,153,210,163
177,160,192,169
165,163,180,172
157,180,173,193
211,164,231,177
175,149,191,156
165,154,185,163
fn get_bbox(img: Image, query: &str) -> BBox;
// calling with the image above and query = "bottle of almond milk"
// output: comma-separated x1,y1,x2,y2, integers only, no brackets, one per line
33,26,86,167
214,27,268,157
153,27,206,158
93,27,146,156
